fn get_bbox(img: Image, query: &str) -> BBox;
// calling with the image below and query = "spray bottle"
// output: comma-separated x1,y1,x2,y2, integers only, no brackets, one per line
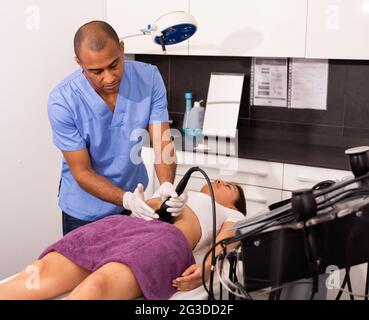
187,100,205,137
182,92,192,135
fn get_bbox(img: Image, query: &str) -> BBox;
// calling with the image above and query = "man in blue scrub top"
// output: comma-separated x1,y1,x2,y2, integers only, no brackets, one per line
48,21,187,235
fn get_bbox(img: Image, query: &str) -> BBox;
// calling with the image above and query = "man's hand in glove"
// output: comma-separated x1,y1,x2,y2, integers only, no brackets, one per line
123,184,159,221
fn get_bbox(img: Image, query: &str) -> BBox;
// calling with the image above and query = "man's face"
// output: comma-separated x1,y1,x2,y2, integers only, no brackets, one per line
76,39,125,94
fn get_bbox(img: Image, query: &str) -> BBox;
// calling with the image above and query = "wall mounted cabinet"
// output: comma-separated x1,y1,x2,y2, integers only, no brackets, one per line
107,0,369,59
107,0,307,57
306,0,369,59
189,0,308,57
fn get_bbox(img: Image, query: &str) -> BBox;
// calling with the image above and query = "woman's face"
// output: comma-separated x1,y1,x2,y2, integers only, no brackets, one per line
200,179,240,209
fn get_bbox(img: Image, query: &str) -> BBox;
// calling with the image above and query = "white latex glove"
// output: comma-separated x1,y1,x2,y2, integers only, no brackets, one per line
123,184,159,221
159,182,188,217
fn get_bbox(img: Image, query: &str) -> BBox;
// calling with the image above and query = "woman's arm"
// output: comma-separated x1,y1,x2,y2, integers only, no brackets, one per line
172,221,237,291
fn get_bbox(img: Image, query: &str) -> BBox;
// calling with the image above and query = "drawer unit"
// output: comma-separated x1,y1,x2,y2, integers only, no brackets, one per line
283,164,352,191
240,184,282,220
173,174,282,219
176,151,284,189
143,148,354,221
282,190,292,201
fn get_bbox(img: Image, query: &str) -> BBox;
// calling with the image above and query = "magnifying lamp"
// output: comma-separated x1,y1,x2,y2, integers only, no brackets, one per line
120,11,197,54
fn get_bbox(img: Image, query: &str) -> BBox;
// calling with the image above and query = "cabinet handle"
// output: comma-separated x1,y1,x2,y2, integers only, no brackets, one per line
246,197,268,204
179,164,268,178
296,176,320,183
239,170,269,178
220,169,269,177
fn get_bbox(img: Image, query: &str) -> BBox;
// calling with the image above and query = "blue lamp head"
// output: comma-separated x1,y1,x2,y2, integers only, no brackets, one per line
151,11,197,51
153,24,197,46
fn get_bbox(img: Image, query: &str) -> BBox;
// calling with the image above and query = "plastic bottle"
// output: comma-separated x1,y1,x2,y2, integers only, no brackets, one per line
187,100,205,137
182,92,192,135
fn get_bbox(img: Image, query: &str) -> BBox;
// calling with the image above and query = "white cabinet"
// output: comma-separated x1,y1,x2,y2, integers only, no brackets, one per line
241,185,282,219
174,174,282,219
142,147,356,220
175,150,283,218
106,0,189,55
189,0,307,57
306,0,369,59
107,0,307,57
107,0,369,59
283,163,352,191
282,190,292,200
176,152,284,189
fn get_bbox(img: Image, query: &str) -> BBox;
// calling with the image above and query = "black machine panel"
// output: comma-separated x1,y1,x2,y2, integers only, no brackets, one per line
241,197,369,292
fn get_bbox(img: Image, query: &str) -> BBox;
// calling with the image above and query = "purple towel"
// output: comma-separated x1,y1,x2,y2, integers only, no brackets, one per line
39,215,195,300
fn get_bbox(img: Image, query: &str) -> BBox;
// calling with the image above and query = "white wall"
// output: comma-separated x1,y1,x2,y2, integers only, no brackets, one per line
0,0,106,279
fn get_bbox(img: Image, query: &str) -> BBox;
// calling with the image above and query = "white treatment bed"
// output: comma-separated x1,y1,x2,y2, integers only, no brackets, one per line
0,247,234,300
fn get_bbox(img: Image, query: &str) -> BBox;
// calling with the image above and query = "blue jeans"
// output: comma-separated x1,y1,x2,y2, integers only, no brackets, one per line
62,211,130,236
62,212,92,236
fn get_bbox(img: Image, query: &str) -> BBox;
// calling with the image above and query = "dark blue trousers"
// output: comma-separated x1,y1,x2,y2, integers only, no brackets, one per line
62,211,130,236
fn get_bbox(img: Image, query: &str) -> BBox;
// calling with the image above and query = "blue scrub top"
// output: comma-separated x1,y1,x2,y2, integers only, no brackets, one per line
48,60,169,221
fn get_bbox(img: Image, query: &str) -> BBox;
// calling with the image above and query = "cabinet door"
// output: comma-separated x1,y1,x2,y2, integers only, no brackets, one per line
189,0,307,57
283,163,352,191
240,185,282,220
282,191,292,200
223,157,284,189
107,0,189,55
306,0,369,59
176,151,284,189
174,173,282,220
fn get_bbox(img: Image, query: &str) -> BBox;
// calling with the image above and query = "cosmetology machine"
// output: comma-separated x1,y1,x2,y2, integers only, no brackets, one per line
157,146,369,300
224,146,369,300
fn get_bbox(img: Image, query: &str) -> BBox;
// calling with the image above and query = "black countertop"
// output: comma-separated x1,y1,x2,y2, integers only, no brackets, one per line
144,133,352,171
235,138,350,171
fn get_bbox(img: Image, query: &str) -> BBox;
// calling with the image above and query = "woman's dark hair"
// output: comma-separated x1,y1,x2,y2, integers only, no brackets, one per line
234,184,247,216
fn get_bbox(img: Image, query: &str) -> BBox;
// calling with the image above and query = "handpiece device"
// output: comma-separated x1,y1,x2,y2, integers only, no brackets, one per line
156,167,200,223
154,165,219,299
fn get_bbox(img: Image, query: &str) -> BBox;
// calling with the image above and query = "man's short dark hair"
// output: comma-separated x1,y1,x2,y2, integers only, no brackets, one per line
74,21,120,57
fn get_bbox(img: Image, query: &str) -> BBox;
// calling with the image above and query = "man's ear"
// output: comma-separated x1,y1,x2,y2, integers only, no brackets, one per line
119,41,125,54
75,56,82,67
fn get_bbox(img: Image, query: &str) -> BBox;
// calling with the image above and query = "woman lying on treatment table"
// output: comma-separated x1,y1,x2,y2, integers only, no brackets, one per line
0,179,246,300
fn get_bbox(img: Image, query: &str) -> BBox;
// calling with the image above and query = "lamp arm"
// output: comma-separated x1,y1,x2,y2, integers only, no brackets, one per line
120,26,159,40
120,33,147,40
